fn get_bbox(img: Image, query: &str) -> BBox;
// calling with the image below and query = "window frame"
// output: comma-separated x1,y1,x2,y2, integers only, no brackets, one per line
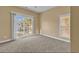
59,13,70,39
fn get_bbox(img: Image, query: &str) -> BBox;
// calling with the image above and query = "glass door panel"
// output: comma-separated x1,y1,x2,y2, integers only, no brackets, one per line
14,14,33,39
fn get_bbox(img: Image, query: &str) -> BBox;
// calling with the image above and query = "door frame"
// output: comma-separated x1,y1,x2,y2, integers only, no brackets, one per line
11,11,35,40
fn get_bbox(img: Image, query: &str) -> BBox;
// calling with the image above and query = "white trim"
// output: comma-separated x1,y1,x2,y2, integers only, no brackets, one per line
40,33,70,43
0,39,12,44
10,12,15,40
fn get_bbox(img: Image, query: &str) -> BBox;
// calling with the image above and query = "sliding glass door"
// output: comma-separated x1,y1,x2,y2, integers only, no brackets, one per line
11,12,34,39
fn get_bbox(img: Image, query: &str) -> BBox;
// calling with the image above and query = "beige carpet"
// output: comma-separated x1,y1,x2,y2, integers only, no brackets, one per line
0,35,70,53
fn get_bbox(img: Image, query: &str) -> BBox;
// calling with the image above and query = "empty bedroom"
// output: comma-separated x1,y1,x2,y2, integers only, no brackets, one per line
0,6,70,52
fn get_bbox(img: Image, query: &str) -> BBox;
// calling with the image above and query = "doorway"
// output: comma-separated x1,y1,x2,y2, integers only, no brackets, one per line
11,12,35,40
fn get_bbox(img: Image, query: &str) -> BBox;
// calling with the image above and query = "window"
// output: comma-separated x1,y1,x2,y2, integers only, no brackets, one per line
59,14,70,39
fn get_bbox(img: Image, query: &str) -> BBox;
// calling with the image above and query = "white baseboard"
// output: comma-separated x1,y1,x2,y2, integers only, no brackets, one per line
40,33,70,43
0,39,12,44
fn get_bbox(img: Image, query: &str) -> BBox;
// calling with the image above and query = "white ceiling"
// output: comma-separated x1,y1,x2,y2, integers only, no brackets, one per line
22,6,55,13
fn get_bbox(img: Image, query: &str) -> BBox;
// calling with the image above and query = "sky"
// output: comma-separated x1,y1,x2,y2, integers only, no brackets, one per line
16,15,24,21
15,15,24,31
